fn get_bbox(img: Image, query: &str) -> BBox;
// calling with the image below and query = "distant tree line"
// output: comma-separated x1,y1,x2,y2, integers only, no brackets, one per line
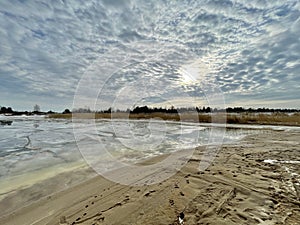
225,107,300,113
130,106,300,114
0,105,55,115
1,105,299,116
72,106,300,114
0,106,13,114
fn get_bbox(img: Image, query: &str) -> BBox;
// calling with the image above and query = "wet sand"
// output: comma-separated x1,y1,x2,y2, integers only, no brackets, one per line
0,129,299,225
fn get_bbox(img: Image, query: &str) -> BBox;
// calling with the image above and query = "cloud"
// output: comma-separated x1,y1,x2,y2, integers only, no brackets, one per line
0,0,299,110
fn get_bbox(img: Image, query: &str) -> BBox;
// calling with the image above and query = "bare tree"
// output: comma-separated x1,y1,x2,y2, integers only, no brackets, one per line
33,104,40,112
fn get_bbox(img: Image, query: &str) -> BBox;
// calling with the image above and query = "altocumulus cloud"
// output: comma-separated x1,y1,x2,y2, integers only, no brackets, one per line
0,0,299,110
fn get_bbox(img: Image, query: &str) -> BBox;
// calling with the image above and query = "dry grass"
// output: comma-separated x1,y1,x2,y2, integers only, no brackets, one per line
48,112,300,126
226,112,300,126
48,113,73,119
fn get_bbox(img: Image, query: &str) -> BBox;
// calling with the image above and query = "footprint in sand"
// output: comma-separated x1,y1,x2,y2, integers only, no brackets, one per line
144,190,156,197
169,199,175,206
124,195,130,201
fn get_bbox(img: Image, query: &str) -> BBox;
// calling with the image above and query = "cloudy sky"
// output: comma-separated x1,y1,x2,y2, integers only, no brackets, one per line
0,0,299,112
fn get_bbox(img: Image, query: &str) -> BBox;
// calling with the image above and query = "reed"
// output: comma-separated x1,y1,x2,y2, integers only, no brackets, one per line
48,112,300,126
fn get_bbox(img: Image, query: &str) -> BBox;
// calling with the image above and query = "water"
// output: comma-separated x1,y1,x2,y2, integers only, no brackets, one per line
0,116,81,179
0,117,264,181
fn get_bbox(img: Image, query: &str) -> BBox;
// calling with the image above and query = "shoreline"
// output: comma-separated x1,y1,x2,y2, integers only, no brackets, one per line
0,129,299,224
47,112,300,127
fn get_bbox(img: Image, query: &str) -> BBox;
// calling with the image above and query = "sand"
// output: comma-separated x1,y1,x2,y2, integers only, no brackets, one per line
0,129,299,225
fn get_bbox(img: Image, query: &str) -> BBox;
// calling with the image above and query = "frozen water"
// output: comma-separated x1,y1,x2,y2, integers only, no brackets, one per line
0,117,281,182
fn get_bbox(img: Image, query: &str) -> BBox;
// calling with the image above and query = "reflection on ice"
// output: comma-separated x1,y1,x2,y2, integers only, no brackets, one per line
1,117,289,181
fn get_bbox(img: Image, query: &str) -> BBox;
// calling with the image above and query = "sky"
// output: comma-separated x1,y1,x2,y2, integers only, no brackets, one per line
0,0,299,112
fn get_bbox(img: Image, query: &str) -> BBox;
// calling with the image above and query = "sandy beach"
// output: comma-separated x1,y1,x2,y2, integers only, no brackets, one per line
0,129,299,225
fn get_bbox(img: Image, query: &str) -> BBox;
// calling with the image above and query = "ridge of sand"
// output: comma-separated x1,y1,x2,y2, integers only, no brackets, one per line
0,130,299,225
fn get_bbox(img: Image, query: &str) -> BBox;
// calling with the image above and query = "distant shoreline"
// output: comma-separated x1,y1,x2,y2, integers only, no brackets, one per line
47,112,300,127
